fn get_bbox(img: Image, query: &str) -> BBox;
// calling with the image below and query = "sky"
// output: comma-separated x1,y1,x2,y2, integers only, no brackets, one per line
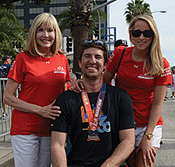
109,0,175,67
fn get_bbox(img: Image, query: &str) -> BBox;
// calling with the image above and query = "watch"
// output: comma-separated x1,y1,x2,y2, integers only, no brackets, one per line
144,132,153,140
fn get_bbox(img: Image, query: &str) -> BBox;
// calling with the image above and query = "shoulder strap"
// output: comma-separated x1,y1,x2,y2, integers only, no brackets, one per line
115,47,126,86
116,46,126,73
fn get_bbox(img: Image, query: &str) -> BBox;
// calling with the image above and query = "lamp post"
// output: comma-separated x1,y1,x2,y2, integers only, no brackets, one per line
93,0,101,40
151,10,167,14
92,0,117,40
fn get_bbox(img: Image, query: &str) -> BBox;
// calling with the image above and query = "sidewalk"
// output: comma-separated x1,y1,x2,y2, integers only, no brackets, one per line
154,87,175,166
0,134,13,167
0,88,175,167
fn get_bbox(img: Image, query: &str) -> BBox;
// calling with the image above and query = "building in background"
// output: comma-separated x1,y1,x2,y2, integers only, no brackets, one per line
14,0,109,37
13,0,117,56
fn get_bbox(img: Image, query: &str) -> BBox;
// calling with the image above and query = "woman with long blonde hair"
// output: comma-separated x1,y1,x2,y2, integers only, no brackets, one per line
4,13,70,167
103,15,172,167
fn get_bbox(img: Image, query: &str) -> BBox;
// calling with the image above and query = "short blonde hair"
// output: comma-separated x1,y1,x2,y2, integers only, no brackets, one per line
129,15,164,75
25,13,64,57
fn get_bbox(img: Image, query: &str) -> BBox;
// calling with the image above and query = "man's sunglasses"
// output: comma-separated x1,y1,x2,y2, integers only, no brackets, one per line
131,30,153,38
83,39,104,46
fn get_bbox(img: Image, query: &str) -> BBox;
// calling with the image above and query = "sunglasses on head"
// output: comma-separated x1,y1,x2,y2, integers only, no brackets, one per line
83,39,104,46
131,30,153,38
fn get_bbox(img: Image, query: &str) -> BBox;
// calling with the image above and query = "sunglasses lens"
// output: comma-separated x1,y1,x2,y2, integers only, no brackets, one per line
94,40,104,46
83,39,93,46
132,30,153,38
143,30,153,37
132,30,141,37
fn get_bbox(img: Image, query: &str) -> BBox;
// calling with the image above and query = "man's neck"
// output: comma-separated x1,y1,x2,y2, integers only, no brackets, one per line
83,77,103,93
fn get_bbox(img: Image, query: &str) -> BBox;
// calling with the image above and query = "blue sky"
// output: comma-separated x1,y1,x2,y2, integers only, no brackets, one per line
109,0,175,67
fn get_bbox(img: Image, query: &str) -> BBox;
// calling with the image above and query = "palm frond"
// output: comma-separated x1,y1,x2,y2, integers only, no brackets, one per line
124,0,151,23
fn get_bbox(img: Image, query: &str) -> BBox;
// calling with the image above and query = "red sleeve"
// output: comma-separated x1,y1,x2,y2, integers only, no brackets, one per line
155,57,172,86
106,46,125,74
65,56,71,82
7,52,26,84
66,82,71,90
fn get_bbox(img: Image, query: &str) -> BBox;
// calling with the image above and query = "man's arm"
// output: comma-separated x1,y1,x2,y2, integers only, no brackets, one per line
101,128,135,167
51,131,67,167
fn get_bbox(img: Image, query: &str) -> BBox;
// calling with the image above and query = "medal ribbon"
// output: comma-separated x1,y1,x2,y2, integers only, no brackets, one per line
81,83,106,131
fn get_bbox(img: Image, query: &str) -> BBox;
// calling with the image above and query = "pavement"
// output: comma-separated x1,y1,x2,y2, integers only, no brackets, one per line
0,87,175,167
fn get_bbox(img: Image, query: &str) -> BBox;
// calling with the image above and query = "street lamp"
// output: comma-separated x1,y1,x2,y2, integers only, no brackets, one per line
92,0,117,40
93,0,101,40
151,10,167,14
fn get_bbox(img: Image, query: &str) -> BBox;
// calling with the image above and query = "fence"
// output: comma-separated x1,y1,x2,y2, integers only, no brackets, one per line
0,78,19,141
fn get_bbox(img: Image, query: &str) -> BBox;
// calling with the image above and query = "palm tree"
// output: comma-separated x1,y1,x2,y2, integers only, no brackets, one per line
57,0,106,73
57,1,106,37
124,0,151,23
0,7,27,63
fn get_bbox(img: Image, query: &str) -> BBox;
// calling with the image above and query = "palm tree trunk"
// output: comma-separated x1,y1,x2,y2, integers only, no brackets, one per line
72,25,88,73
70,0,91,73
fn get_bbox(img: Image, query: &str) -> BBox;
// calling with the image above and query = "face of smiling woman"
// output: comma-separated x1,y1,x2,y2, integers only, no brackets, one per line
36,24,56,55
130,20,153,52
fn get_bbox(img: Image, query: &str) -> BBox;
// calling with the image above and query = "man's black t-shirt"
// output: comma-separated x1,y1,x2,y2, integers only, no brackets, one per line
50,84,135,166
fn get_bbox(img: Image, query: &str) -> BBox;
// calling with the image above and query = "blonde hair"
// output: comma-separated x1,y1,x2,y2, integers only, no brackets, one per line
129,15,164,75
25,13,64,57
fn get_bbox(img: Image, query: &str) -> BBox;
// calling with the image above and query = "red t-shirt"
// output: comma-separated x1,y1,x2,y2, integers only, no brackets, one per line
66,82,72,90
8,52,71,136
107,46,172,127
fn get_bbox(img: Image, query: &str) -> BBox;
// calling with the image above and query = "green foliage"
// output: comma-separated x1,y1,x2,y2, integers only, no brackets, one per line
124,0,152,23
0,7,27,64
57,10,72,32
56,0,106,37
171,66,175,70
90,9,106,37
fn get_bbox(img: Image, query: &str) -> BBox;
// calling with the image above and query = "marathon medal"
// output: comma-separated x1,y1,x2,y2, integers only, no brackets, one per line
87,130,100,141
81,83,106,142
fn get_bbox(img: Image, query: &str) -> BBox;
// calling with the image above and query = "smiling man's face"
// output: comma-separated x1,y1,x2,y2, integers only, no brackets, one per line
79,47,105,79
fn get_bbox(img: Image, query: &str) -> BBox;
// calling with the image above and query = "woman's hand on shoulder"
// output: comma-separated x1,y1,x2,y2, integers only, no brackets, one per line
38,100,61,120
69,79,84,93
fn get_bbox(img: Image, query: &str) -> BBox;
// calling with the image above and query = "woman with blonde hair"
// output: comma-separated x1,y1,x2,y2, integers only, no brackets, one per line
3,13,70,167
71,15,172,167
103,14,172,167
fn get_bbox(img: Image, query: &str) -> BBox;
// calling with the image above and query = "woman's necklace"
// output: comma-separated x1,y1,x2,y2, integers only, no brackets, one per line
134,61,145,71
134,61,145,68
132,49,146,71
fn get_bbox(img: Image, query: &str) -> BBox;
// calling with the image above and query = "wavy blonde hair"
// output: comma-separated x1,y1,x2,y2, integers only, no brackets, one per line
129,15,164,75
25,13,64,57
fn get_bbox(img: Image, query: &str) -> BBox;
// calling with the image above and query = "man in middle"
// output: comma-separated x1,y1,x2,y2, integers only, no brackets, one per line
50,39,135,167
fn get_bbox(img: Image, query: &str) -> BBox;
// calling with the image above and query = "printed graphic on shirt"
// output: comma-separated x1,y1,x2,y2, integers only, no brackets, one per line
161,67,172,77
137,67,172,80
81,104,111,133
54,66,67,74
138,73,155,80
